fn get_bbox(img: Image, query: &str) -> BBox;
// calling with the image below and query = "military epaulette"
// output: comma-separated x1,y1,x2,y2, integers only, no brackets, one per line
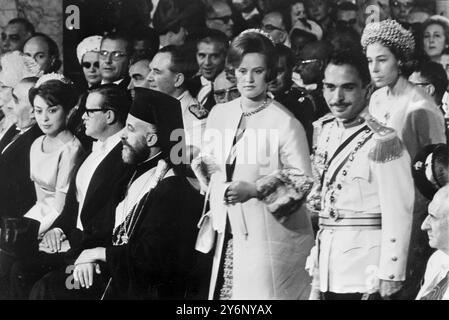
314,112,335,127
189,103,209,120
360,113,404,163
312,113,335,148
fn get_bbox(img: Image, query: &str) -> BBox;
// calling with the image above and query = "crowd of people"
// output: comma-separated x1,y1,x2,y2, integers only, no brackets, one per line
0,0,448,300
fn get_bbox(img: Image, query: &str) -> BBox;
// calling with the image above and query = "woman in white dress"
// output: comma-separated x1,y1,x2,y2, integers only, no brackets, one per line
193,29,314,300
24,75,85,236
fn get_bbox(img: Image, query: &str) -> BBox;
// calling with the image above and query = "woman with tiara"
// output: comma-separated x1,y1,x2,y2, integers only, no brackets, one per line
362,20,447,299
193,29,314,300
24,74,85,237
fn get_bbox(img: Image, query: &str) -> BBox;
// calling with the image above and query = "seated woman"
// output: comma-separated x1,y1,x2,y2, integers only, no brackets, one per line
24,74,85,237
192,29,315,300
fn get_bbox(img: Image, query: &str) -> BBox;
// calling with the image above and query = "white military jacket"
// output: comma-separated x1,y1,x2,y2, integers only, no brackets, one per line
309,113,415,294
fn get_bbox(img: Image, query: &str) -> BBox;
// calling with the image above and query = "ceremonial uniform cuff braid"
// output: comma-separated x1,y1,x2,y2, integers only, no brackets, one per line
255,168,314,220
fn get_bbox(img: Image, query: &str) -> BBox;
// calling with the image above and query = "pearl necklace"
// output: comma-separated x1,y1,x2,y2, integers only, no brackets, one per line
241,98,270,117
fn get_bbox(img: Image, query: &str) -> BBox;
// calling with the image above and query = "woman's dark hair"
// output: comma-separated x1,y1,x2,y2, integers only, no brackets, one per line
29,79,79,113
25,33,62,73
227,31,278,82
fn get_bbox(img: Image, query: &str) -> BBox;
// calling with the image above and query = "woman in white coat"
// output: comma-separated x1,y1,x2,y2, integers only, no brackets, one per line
193,29,314,300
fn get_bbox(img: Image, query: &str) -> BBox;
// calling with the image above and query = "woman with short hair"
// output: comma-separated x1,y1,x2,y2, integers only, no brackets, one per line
421,17,449,64
76,35,102,88
24,74,85,236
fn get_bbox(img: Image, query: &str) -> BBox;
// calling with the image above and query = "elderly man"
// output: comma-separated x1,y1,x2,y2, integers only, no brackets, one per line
23,33,61,74
213,70,240,104
416,184,449,300
409,61,449,114
0,77,41,298
99,33,131,89
1,18,34,53
308,49,414,300
147,45,208,185
127,54,152,99
30,88,203,299
188,29,229,111
0,77,41,218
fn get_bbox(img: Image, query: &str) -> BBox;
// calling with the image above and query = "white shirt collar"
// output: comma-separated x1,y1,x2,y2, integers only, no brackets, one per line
92,128,123,153
242,7,259,20
101,78,124,85
200,76,211,86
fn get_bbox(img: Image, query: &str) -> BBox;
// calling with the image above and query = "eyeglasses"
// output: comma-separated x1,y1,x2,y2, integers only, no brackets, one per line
214,86,240,103
296,59,319,66
99,50,127,61
81,61,100,69
391,1,414,9
262,24,285,32
84,108,114,117
1,33,20,42
207,15,233,24
336,19,357,28
412,82,430,87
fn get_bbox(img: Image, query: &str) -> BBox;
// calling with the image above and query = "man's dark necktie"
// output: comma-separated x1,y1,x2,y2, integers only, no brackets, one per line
420,271,449,300
203,83,216,112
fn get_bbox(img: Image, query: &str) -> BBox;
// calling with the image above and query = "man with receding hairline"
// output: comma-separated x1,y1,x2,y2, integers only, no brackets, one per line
1,18,34,53
417,184,449,300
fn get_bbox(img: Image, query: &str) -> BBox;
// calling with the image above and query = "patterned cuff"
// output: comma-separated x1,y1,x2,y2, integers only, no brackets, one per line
255,168,314,220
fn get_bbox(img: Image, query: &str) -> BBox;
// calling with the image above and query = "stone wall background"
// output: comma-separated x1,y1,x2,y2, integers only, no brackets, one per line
0,0,63,64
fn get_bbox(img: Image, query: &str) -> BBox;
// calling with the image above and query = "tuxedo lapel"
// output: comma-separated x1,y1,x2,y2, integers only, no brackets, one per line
186,76,202,98
0,125,18,154
80,141,123,221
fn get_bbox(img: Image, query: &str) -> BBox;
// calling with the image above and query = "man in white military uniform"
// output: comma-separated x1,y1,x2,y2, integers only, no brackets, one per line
307,49,414,300
147,45,208,164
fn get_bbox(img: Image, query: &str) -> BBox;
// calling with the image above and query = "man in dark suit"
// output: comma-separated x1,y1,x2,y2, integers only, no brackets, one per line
0,77,41,219
187,29,229,111
99,33,131,90
30,88,203,300
9,84,133,299
0,77,41,298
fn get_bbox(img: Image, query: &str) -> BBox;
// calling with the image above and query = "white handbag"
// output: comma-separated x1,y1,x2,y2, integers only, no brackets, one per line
195,185,216,254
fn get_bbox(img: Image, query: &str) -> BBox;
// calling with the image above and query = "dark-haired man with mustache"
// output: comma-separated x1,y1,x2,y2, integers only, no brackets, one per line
307,49,414,300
